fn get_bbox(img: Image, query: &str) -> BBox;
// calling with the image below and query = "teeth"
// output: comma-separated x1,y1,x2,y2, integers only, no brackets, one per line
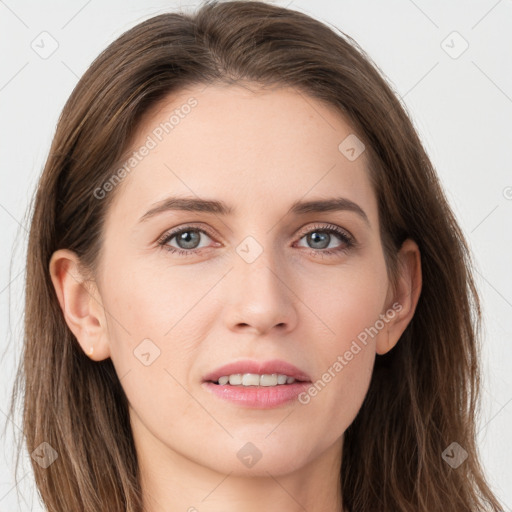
216,373,297,386
242,373,261,386
229,374,243,385
277,374,287,384
260,374,278,386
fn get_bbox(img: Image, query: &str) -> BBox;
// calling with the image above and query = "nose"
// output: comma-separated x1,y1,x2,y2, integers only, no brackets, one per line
222,246,298,336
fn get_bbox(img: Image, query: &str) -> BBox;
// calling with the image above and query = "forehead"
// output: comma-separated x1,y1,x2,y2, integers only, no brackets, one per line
106,83,376,227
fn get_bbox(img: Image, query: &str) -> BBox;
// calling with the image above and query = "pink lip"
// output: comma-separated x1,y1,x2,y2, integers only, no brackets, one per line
202,359,311,383
202,359,312,409
202,381,311,409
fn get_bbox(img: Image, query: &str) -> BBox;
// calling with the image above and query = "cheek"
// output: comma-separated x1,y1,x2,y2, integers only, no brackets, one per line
98,259,200,440
308,257,389,346
296,259,387,421
100,252,217,340
97,254,224,414
298,330,376,444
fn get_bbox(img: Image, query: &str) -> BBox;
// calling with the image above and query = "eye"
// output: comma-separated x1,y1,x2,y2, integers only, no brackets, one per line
157,225,216,256
295,223,355,256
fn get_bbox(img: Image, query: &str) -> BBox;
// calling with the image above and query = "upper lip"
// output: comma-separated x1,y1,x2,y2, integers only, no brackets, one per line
203,359,311,383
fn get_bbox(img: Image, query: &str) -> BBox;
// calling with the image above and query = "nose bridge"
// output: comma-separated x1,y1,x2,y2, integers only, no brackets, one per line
234,232,286,298
224,231,297,333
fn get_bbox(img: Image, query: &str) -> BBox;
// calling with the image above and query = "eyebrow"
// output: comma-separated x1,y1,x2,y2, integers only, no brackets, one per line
138,196,370,227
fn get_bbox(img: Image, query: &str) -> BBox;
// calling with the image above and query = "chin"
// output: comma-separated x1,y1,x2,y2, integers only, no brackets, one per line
201,438,314,477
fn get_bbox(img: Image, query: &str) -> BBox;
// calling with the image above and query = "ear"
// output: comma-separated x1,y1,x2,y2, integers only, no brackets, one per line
49,249,111,361
376,238,422,355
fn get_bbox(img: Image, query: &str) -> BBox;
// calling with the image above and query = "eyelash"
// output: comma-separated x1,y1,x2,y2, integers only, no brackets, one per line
156,223,356,258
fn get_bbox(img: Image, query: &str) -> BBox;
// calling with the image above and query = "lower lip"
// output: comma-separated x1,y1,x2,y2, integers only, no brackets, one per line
202,381,311,409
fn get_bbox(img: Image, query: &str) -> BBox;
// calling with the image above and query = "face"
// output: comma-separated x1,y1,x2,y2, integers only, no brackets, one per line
89,83,397,477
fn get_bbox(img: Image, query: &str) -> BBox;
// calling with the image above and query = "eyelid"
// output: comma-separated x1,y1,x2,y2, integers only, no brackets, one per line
295,222,354,242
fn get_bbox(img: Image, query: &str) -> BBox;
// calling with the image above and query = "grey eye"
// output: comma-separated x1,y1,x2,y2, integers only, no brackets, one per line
305,231,331,249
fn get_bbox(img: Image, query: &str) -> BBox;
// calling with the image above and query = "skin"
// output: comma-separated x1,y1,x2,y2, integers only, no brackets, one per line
50,83,422,512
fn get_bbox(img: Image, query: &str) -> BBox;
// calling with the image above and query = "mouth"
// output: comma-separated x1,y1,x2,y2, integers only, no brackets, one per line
202,359,312,409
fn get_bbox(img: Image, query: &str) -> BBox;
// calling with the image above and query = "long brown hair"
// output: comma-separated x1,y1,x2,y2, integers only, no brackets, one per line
7,1,504,510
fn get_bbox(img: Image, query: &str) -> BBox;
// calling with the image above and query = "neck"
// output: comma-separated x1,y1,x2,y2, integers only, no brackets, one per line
137,434,344,512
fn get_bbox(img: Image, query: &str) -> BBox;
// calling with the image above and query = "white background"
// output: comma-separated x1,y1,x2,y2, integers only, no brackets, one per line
1,1,511,510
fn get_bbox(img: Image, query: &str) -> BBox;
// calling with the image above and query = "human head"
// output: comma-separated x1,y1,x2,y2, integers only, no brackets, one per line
12,1,503,511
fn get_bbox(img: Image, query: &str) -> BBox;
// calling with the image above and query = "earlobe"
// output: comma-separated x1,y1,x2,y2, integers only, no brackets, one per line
376,238,422,355
49,249,111,361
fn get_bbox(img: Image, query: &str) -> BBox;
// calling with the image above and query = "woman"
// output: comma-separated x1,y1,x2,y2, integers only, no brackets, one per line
8,1,505,510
